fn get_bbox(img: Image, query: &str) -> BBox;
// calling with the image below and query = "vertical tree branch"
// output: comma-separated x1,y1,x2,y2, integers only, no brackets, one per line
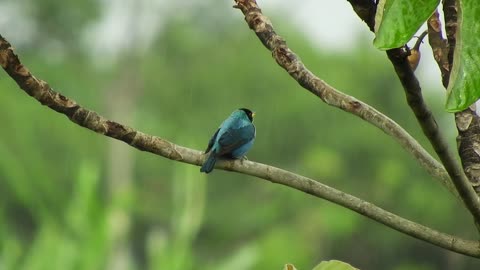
443,0,457,67
456,110,480,194
428,3,480,194
347,0,480,223
444,0,480,194
427,10,450,87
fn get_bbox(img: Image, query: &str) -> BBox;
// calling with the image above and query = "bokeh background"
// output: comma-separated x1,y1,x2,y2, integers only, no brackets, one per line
1,0,479,269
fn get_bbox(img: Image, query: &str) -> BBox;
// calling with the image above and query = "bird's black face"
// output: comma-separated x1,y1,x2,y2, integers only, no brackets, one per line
239,108,255,122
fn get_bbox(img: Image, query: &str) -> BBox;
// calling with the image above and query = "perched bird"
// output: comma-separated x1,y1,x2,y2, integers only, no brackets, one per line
200,108,256,173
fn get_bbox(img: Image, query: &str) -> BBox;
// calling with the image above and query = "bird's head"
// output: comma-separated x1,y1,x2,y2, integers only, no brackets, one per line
239,108,255,122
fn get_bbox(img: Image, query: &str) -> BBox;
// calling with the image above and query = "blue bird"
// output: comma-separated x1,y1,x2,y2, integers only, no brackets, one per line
200,108,256,173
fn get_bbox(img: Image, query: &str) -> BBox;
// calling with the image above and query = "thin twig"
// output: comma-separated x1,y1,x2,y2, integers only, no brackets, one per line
407,30,427,71
412,30,428,51
0,34,479,257
230,0,454,196
346,0,480,223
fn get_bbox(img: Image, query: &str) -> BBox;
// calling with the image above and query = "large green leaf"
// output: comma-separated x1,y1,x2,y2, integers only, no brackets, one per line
374,0,439,49
446,0,480,112
312,260,359,270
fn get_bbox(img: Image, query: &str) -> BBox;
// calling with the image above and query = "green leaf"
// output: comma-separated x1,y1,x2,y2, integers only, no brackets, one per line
312,260,359,270
446,0,480,112
374,0,439,49
284,264,297,270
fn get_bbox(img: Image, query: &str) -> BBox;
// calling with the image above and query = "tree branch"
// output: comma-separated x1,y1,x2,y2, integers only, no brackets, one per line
346,0,480,225
427,10,450,88
347,0,376,32
386,48,480,220
0,34,479,257
427,8,480,195
347,1,376,29
440,0,480,195
456,109,480,195
231,0,454,197
443,0,457,68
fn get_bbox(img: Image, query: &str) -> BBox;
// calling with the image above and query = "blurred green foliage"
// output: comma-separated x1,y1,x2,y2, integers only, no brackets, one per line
0,1,479,270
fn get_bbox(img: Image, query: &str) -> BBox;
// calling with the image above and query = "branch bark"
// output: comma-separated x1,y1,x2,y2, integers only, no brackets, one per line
231,0,454,197
386,48,480,222
428,8,480,194
346,0,480,225
443,0,457,68
1,34,479,258
439,0,480,195
427,10,450,87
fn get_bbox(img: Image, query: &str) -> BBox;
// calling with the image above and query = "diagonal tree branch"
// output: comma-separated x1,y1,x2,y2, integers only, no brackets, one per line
231,0,454,197
0,34,479,258
348,0,377,32
386,48,480,220
348,0,376,32
346,0,480,226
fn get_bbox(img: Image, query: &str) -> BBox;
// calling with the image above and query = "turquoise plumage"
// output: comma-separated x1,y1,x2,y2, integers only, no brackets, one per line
200,108,256,173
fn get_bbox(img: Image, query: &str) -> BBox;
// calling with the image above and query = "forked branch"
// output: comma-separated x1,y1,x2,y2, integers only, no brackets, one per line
232,0,452,195
1,33,479,257
347,0,480,225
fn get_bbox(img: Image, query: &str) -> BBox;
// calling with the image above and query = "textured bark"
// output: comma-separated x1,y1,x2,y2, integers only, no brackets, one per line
231,1,454,196
427,10,450,87
347,0,480,224
443,0,480,194
386,49,480,222
1,33,480,257
456,111,480,193
443,0,457,67
428,3,480,194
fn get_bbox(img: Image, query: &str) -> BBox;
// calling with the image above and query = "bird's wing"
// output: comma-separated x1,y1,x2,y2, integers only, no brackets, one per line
217,124,255,155
204,128,220,153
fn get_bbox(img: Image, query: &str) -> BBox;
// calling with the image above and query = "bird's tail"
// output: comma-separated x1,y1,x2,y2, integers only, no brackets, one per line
200,152,217,173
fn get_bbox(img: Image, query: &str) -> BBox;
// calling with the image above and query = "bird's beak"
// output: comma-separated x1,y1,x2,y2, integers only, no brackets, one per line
252,112,256,118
